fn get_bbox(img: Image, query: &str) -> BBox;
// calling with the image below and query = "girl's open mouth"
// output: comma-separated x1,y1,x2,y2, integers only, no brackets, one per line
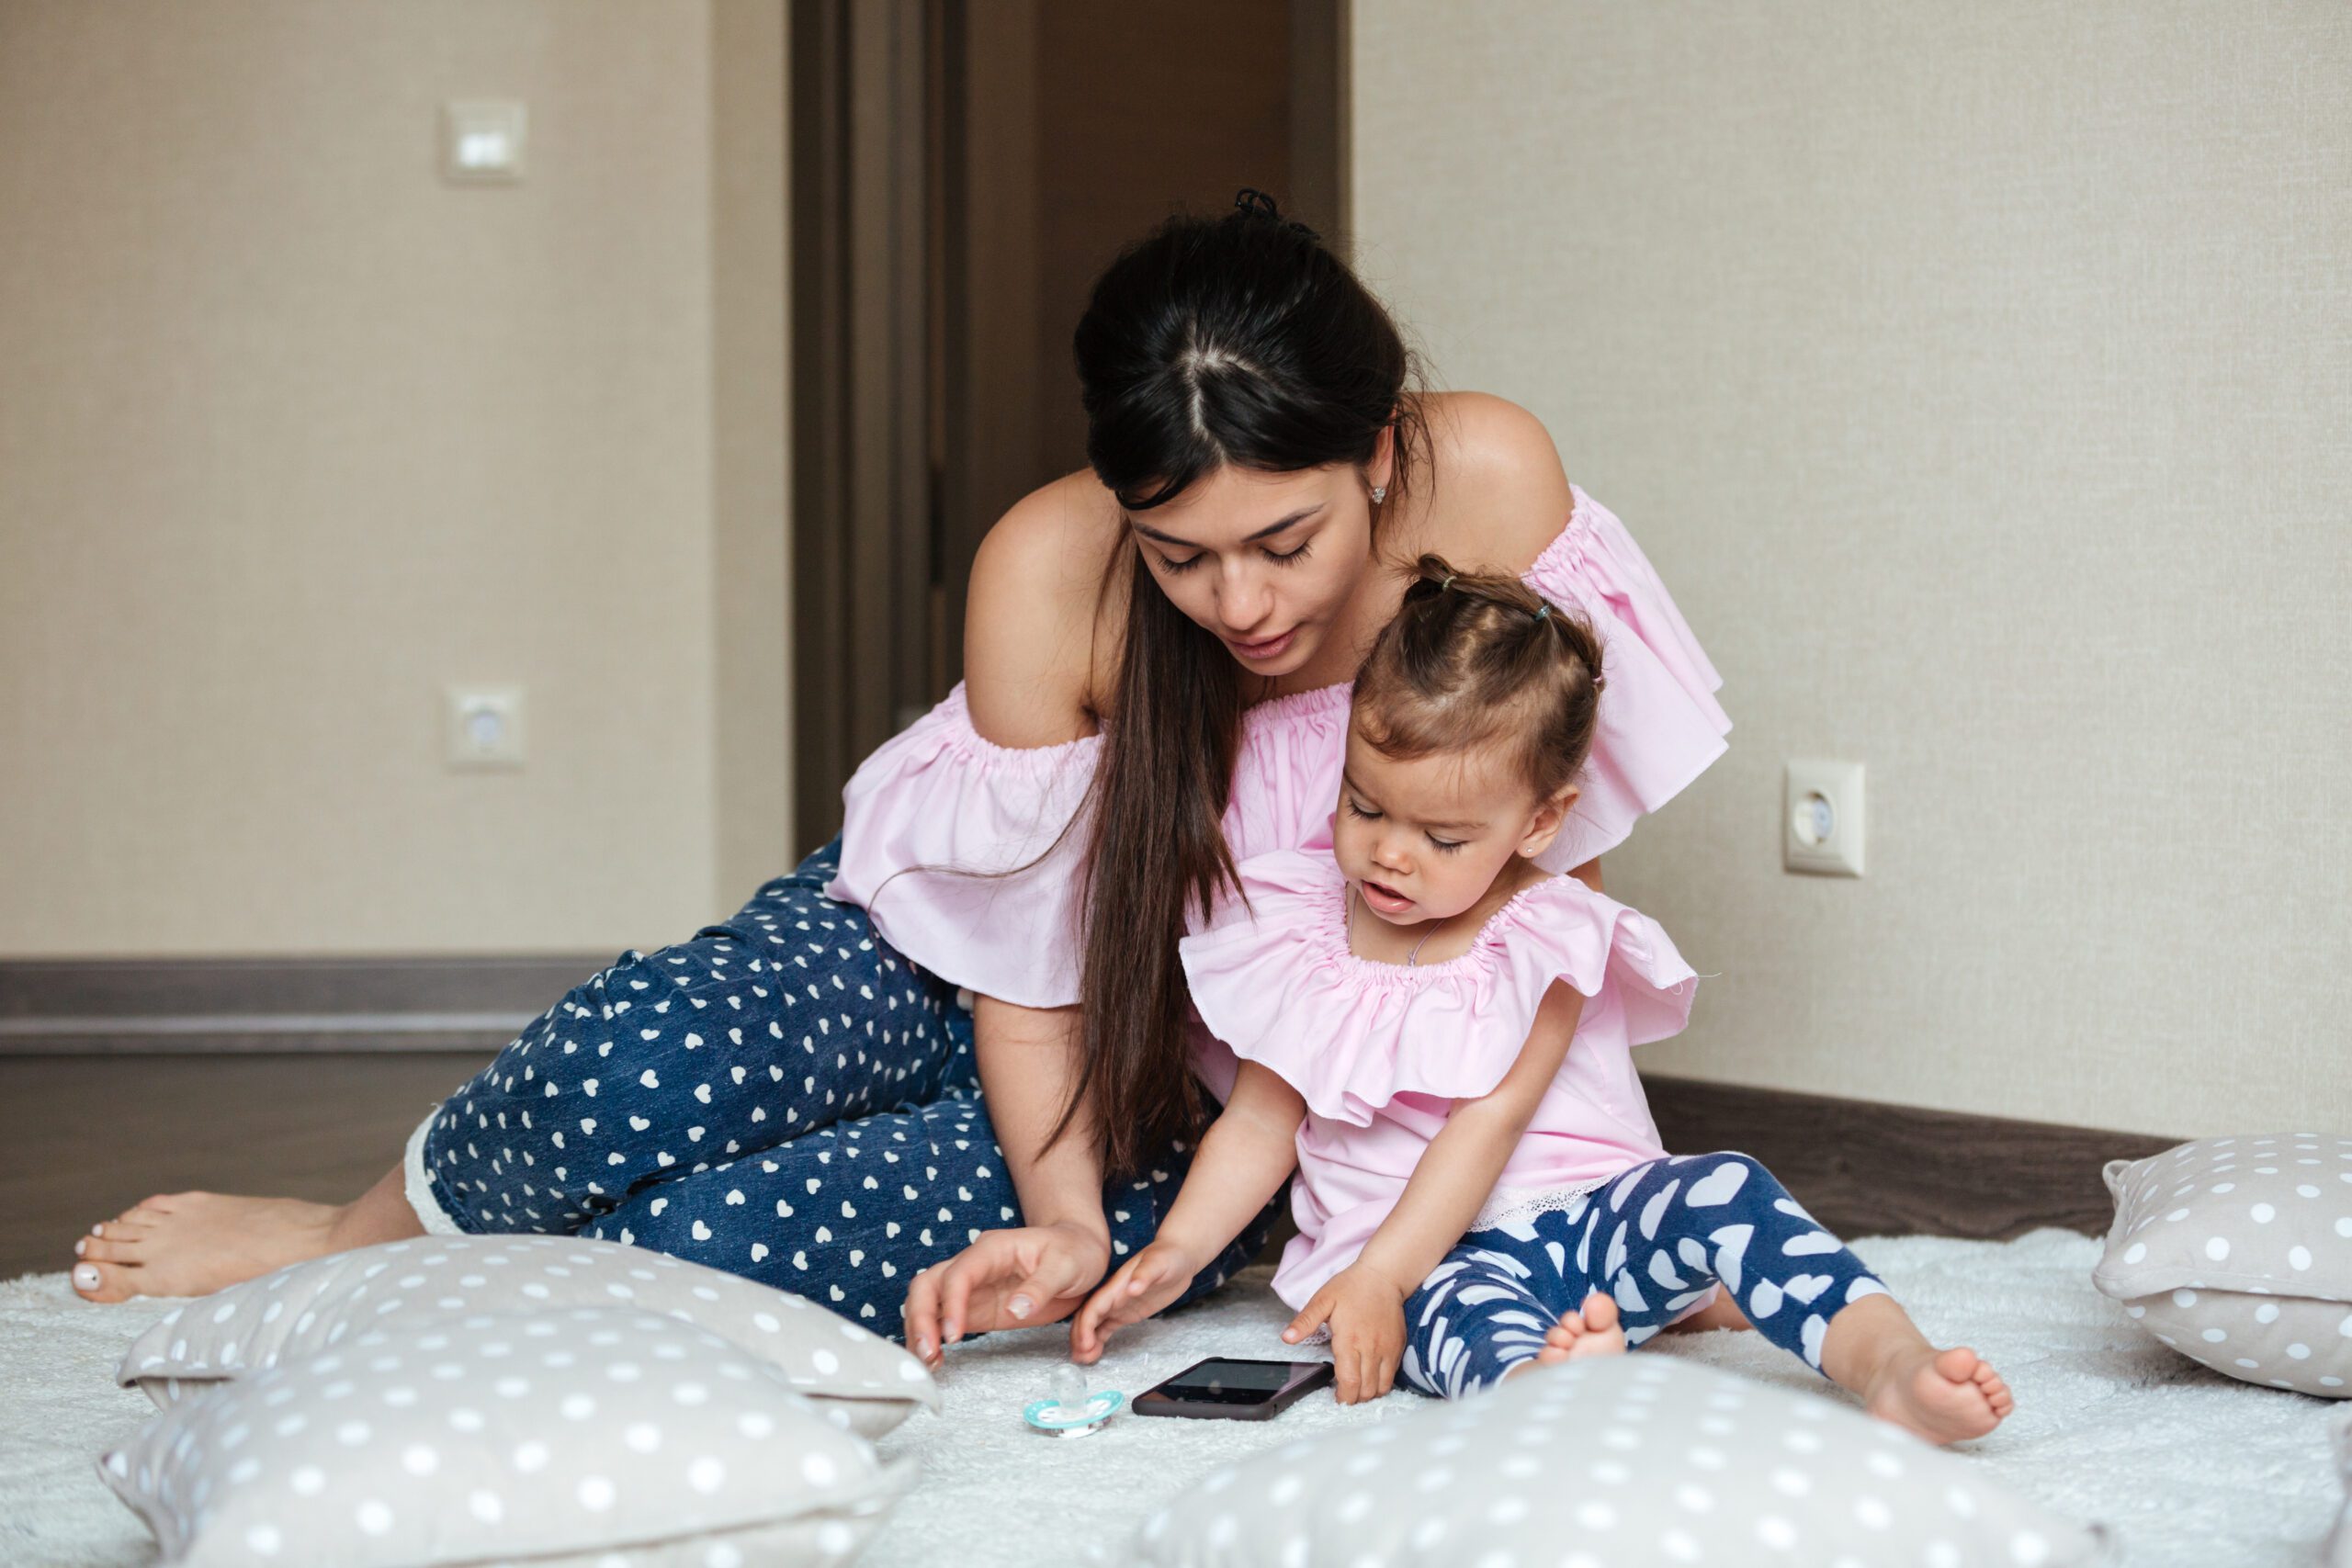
1360,879,1413,915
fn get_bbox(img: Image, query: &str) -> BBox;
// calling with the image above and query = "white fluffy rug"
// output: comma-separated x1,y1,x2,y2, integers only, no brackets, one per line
4,1229,2344,1567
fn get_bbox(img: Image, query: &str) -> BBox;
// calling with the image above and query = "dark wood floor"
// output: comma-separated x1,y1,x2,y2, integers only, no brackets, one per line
0,1055,2161,1284
0,1053,483,1280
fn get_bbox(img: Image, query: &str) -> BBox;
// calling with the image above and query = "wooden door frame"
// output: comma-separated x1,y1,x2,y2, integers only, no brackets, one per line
789,0,1348,851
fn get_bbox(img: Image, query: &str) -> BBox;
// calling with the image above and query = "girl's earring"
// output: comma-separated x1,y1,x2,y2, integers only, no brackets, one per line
1370,486,1387,505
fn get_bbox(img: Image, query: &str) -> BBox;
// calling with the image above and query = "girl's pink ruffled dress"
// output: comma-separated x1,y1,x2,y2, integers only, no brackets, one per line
823,485,1731,1100
1178,849,1700,1308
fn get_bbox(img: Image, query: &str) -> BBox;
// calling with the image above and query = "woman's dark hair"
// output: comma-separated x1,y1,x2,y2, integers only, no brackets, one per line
1055,188,1430,1178
1353,554,1606,801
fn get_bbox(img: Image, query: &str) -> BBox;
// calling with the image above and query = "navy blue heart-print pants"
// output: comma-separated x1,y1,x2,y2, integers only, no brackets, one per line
410,839,1280,1339
1401,1152,1889,1399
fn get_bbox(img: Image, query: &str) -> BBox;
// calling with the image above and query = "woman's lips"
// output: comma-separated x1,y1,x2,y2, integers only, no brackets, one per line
1225,626,1296,661
1360,878,1413,915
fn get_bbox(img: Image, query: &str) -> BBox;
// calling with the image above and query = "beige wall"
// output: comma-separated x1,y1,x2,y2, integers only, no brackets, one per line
0,2,792,957
711,1,795,906
1354,2,2351,1137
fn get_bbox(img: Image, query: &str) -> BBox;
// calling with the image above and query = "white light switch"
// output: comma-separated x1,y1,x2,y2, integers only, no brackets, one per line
447,685,526,769
1783,759,1864,877
442,101,526,183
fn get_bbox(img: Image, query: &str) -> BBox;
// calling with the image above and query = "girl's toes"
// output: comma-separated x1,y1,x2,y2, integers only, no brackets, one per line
1932,1346,1982,1384
1581,1292,1621,1333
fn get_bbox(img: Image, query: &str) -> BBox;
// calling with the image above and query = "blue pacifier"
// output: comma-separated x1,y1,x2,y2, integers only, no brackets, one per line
1022,1364,1125,1438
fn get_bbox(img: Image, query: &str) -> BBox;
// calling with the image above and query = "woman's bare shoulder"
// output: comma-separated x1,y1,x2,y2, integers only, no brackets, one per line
1410,390,1577,572
964,468,1125,747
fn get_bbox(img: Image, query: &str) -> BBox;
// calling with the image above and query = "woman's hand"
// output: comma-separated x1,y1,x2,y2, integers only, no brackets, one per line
901,1221,1111,1370
1281,1263,1410,1404
1067,1239,1203,1364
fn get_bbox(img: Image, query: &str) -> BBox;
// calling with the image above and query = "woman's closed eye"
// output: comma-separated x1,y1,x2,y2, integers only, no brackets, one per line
1148,539,1314,576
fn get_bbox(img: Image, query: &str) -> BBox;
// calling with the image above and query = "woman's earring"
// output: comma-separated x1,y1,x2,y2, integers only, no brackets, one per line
1370,486,1387,505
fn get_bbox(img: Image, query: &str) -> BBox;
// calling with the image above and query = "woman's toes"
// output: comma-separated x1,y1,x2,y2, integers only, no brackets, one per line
79,1235,143,1264
72,1261,136,1303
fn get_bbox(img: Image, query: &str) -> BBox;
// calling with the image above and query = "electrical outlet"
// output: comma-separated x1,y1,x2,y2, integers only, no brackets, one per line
1784,759,1863,876
447,685,526,769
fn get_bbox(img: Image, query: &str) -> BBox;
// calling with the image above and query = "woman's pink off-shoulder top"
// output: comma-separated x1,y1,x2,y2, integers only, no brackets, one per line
1178,849,1699,1307
824,485,1728,1093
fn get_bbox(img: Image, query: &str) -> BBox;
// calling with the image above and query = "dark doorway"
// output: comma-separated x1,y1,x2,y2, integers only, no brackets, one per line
789,0,1347,850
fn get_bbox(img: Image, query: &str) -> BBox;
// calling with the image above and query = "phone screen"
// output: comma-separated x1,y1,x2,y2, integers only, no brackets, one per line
1148,1358,1326,1405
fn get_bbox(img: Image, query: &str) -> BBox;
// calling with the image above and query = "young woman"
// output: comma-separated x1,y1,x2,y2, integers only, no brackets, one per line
70,193,1732,1371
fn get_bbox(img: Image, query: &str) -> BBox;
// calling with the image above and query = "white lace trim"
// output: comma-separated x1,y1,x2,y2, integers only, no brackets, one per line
401,1106,468,1237
1469,1177,1610,1234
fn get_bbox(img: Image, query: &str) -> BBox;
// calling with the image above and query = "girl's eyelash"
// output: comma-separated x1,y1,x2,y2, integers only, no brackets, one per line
1348,796,1456,849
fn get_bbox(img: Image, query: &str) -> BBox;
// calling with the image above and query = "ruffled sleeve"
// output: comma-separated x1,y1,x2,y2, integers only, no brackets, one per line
1177,852,1699,1127
824,682,1099,1009
1525,486,1733,872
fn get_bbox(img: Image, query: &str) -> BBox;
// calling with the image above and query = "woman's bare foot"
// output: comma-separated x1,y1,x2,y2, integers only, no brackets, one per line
1861,1344,2013,1446
1821,1292,2013,1446
1537,1290,1630,1365
69,1164,425,1303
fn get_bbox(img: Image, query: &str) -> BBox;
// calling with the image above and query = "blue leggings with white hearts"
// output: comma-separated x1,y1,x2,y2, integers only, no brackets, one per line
1400,1152,1889,1399
411,838,1281,1340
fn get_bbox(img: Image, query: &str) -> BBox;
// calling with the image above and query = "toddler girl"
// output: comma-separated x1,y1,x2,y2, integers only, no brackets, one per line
1069,556,2013,1445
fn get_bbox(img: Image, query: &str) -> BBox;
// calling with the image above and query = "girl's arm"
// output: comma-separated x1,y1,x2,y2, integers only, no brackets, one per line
1282,980,1586,1363
1068,1061,1305,1361
1147,1061,1306,1261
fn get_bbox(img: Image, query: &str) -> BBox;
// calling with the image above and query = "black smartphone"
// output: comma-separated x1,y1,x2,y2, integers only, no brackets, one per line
1133,1356,1335,1421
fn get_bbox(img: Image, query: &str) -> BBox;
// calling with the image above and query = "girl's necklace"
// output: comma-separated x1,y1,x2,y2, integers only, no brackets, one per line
1347,886,1448,967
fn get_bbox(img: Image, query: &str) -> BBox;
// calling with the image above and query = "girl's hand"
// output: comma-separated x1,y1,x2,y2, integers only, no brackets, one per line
901,1222,1111,1370
1282,1264,1410,1404
1068,1239,1202,1364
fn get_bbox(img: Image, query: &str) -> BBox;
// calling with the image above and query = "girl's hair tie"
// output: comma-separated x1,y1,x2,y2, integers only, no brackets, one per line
1438,573,1455,592
1534,602,1551,622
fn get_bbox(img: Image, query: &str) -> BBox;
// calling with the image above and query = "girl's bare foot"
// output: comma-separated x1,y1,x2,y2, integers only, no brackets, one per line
1861,1344,2013,1446
69,1164,424,1303
1821,1292,2013,1446
1537,1290,1630,1365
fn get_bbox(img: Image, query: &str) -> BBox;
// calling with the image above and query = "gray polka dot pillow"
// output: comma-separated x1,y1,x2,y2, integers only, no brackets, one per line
1132,1354,2109,1567
2330,1404,2352,1568
99,1305,912,1568
2093,1134,2352,1397
117,1235,939,1436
